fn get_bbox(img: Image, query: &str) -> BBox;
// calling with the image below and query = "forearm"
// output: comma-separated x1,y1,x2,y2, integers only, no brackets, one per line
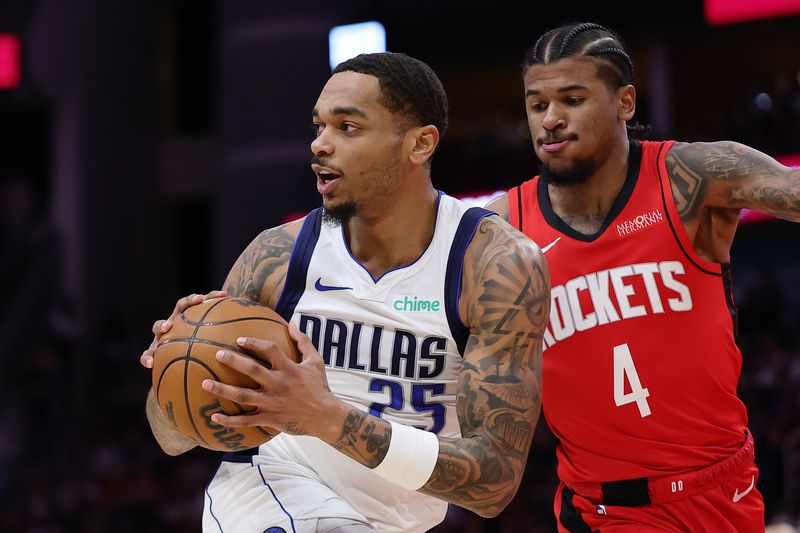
146,388,197,456
320,404,524,517
421,434,525,517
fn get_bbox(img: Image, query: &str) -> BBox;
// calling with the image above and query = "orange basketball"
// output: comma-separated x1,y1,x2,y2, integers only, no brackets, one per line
152,297,301,452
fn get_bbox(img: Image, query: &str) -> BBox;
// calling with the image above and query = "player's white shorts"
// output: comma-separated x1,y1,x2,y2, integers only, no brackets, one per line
203,459,376,533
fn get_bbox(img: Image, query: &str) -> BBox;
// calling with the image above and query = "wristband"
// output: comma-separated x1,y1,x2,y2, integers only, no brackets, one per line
371,421,440,491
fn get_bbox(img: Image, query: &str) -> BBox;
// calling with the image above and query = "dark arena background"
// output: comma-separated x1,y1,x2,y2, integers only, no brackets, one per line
1,1,799,531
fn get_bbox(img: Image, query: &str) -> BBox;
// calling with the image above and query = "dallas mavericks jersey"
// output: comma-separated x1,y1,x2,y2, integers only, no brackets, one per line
219,193,491,532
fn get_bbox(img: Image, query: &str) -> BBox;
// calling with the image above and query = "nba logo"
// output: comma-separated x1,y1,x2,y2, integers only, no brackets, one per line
596,504,607,515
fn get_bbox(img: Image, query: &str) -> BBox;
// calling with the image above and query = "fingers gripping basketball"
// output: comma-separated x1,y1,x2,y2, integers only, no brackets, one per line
152,297,301,451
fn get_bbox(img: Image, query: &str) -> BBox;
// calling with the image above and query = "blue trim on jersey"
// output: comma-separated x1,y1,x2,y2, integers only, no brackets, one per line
444,207,493,355
275,208,323,321
220,449,256,462
341,191,445,283
205,462,225,532
258,465,297,533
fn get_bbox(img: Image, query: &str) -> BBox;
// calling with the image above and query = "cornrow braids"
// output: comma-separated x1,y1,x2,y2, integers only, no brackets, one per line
557,22,604,57
333,52,448,137
523,22,650,140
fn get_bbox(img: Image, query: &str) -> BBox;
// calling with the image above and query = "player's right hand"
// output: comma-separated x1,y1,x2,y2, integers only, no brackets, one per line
140,290,227,369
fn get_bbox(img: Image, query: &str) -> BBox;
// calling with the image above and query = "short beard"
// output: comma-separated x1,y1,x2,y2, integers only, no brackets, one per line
540,158,596,187
322,202,357,227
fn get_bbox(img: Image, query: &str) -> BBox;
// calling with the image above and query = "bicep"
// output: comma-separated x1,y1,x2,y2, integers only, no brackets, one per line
667,141,800,222
457,227,550,453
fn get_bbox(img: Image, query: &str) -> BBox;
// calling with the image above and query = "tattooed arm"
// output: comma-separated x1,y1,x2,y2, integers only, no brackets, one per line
222,218,303,306
312,217,549,517
418,215,549,515
666,141,800,261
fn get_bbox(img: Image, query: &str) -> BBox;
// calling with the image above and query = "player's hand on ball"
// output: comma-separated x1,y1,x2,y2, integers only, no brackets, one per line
201,322,339,438
140,289,227,369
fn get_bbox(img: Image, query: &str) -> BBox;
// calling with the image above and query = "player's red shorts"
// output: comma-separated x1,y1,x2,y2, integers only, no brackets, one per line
554,433,765,532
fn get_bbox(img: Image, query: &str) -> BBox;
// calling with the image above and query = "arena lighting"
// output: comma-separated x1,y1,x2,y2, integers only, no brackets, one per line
329,21,386,70
705,0,800,25
0,33,21,90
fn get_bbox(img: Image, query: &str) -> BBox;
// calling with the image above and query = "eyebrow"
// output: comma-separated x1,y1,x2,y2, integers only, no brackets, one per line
525,84,589,98
311,106,368,118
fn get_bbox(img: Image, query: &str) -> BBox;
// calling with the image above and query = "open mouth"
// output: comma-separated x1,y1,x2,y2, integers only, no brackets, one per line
312,164,342,194
317,170,341,183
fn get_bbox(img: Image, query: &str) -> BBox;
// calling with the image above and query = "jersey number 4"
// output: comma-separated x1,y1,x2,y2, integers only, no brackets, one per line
613,343,651,418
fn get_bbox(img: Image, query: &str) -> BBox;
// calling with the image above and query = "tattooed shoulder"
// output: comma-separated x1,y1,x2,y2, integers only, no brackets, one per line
223,218,304,307
462,216,550,333
665,141,708,225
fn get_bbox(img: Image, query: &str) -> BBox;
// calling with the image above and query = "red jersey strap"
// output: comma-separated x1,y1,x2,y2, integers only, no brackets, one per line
508,179,536,233
508,185,521,232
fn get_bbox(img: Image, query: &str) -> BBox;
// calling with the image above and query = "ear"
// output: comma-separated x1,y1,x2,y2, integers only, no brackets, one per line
617,85,636,122
408,125,440,166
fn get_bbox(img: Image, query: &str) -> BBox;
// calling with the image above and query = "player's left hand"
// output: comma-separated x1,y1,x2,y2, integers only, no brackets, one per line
200,322,344,439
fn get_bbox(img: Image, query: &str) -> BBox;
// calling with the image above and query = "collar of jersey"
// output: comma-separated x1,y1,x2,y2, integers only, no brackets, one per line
336,190,445,287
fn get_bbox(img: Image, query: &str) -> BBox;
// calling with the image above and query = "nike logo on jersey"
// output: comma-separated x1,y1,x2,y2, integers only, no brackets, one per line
732,475,755,503
314,278,353,292
541,237,561,253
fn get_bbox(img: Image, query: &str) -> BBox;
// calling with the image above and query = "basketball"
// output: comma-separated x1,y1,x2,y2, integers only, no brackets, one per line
151,297,301,452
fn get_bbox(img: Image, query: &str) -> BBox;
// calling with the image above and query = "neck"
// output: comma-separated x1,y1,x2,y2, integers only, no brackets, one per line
547,137,631,234
345,177,439,280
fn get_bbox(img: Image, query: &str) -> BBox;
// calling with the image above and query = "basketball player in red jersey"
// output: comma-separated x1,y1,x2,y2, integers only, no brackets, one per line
487,22,800,532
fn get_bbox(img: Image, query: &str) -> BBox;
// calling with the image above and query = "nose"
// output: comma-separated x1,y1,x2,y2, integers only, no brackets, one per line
542,103,566,131
311,127,333,157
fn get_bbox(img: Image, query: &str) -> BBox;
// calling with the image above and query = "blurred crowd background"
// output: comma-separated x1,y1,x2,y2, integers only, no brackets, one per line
1,1,799,531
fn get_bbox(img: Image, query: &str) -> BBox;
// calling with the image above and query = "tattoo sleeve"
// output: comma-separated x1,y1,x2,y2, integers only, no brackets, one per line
319,219,549,517
420,218,550,516
329,408,392,468
222,221,300,306
667,141,800,224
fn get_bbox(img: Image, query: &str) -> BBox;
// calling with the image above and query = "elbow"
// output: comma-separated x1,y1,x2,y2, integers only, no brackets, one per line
468,479,521,518
471,496,513,519
161,444,189,457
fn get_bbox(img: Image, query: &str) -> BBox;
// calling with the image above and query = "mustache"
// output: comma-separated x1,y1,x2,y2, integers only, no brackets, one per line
310,155,343,175
537,133,578,146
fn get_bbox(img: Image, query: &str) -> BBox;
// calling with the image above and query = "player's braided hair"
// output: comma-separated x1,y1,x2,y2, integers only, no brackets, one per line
333,52,448,137
524,22,651,140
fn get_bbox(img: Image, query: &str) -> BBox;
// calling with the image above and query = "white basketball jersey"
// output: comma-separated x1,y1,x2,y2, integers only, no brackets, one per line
218,193,491,532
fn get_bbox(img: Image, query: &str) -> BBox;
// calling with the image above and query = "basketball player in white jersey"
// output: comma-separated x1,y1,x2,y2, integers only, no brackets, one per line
141,52,550,532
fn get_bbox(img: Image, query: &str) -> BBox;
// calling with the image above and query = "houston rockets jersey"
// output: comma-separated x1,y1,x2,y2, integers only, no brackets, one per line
237,193,490,531
509,140,749,485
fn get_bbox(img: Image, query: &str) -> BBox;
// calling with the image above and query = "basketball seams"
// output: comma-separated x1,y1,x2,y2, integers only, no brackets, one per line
181,298,226,444
179,316,287,328
153,296,293,450
157,338,272,366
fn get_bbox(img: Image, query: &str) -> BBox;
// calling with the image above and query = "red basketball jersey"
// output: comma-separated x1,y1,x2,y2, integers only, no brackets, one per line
509,140,749,485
